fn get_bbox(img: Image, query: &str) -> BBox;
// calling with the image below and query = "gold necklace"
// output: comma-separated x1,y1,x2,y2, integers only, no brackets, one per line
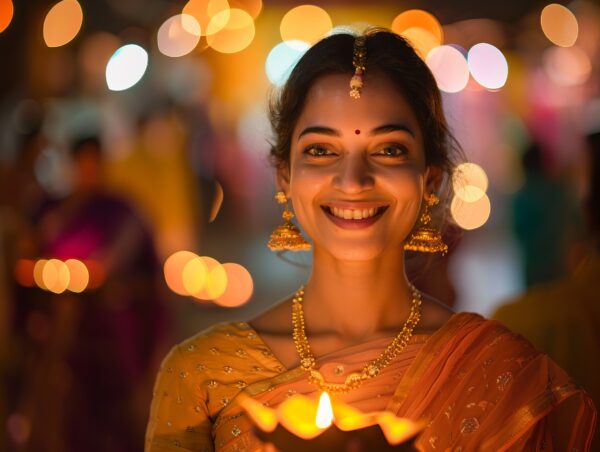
292,285,422,394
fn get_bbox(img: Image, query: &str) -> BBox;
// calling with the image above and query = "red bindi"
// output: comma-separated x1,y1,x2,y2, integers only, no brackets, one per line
355,129,361,135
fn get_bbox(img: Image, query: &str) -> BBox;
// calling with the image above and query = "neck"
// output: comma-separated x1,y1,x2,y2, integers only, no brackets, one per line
302,246,413,340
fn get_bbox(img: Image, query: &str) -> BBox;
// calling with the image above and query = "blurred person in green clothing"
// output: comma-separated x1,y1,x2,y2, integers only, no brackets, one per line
493,131,600,449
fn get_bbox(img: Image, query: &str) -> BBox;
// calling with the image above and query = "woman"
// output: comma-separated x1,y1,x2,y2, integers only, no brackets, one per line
145,30,596,451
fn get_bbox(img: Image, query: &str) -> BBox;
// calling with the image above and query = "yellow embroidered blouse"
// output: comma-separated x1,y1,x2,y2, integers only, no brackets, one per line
145,314,596,451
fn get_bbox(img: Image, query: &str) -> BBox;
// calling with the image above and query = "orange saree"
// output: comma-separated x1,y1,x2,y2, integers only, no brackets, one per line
145,313,596,451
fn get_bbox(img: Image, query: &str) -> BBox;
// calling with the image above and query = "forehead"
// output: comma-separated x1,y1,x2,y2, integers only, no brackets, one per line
293,72,421,137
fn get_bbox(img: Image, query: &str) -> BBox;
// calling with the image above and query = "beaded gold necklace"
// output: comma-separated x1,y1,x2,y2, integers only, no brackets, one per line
292,285,422,394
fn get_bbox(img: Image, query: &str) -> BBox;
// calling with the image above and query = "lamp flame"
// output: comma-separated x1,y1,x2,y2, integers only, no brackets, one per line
315,392,333,429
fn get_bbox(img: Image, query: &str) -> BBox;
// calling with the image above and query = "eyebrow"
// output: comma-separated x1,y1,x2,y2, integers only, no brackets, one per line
297,123,416,141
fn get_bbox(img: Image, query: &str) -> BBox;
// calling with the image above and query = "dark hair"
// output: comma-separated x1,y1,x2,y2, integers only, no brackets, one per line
268,28,463,226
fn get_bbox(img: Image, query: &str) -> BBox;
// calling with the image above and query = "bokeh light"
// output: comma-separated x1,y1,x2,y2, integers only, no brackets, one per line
426,45,469,93
164,250,198,296
191,256,228,300
14,259,35,287
78,32,120,87
0,0,14,34
391,9,443,58
206,8,255,54
43,0,83,48
182,256,209,296
209,181,224,223
453,162,489,202
183,0,230,36
42,259,70,294
467,43,508,90
451,194,491,230
229,0,262,18
105,44,149,91
33,260,48,290
543,45,591,86
280,5,332,44
265,40,310,86
214,263,253,307
157,14,201,57
540,3,578,47
64,259,89,293
85,260,105,290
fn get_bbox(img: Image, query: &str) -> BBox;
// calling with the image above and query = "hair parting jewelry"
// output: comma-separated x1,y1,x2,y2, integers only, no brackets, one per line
292,284,422,394
404,193,448,255
349,35,367,99
267,191,311,252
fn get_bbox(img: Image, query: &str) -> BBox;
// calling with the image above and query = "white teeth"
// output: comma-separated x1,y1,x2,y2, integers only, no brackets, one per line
329,206,380,220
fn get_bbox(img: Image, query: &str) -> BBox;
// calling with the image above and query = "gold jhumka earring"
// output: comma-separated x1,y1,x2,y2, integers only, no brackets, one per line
404,193,448,255
267,191,311,252
349,35,367,99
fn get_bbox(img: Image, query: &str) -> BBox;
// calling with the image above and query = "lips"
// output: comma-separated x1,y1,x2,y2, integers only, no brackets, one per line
320,204,389,229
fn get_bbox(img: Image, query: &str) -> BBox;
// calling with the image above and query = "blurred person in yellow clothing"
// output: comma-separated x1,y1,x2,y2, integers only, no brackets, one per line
493,130,600,450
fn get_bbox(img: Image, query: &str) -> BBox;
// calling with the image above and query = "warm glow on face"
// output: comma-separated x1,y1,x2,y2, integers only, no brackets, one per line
540,3,578,47
315,392,334,429
391,9,443,58
209,181,224,223
543,45,591,86
14,259,35,287
43,0,83,47
64,259,89,293
280,5,332,44
467,43,508,90
453,162,489,202
105,44,149,91
214,263,254,307
0,0,14,34
164,250,198,296
42,259,70,294
451,194,491,230
183,0,230,36
157,14,201,57
426,45,469,93
265,40,310,86
206,8,255,53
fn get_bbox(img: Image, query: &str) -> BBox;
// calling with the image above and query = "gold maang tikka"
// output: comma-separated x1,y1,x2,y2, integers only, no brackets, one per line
267,191,311,252
404,193,448,255
349,35,367,99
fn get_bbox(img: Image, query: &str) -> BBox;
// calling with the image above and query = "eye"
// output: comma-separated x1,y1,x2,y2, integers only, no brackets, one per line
304,145,336,157
373,144,408,158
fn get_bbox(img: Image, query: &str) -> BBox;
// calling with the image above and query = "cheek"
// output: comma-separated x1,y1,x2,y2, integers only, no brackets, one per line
288,165,328,227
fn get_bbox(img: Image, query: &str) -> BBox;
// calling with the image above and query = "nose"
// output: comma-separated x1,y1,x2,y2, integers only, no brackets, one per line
332,153,375,194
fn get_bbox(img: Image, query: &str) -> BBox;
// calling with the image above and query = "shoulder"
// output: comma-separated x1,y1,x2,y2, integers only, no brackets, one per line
163,322,260,367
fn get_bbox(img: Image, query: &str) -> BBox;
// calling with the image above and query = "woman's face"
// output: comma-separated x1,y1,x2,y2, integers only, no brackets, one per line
279,71,435,261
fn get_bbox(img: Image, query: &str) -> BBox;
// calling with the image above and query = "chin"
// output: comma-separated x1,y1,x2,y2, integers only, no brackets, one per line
316,241,391,262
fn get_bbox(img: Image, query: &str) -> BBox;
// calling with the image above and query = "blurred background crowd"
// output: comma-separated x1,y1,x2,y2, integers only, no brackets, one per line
0,0,599,450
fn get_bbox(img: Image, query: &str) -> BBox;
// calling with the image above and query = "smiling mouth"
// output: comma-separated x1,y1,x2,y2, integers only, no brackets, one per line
323,205,386,220
320,205,389,228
